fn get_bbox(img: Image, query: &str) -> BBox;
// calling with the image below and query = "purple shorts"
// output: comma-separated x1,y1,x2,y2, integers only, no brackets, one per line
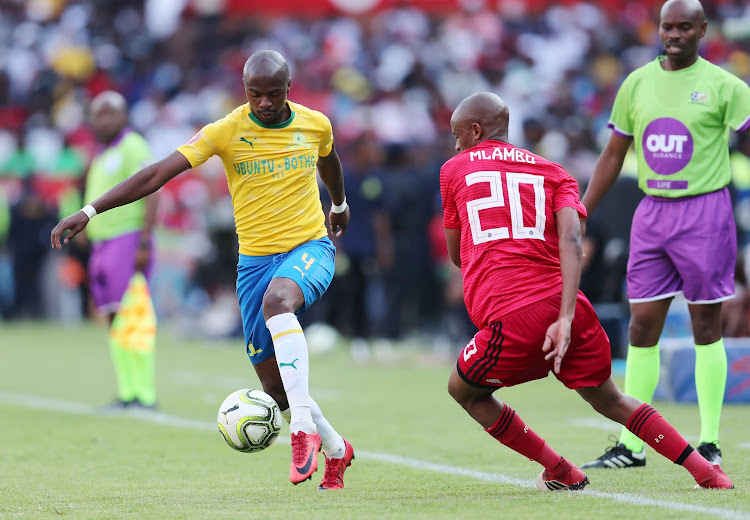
627,187,736,304
89,231,153,314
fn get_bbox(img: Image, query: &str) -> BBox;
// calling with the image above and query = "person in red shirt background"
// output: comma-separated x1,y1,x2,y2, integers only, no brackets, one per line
440,91,732,491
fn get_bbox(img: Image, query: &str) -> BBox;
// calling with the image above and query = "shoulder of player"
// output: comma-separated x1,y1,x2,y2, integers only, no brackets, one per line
205,106,244,140
617,60,655,89
287,100,331,126
221,104,249,126
699,57,747,87
526,153,571,181
441,149,470,173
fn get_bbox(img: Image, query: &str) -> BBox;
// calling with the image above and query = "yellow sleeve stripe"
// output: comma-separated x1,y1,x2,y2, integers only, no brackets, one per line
271,329,304,340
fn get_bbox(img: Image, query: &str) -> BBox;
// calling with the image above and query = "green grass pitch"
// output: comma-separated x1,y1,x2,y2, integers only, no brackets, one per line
1,322,749,519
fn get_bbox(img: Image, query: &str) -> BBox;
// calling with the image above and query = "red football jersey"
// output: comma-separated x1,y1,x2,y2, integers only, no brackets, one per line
441,140,587,328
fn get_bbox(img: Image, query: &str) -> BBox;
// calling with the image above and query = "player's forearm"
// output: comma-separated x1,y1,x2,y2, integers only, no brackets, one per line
317,144,346,205
318,163,345,206
583,133,632,215
558,231,582,320
581,152,623,215
444,228,461,268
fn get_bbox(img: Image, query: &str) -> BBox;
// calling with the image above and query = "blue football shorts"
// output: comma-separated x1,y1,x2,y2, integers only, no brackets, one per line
236,237,336,365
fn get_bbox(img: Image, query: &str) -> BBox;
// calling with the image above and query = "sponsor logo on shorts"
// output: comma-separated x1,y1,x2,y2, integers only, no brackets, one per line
485,378,502,384
642,117,693,175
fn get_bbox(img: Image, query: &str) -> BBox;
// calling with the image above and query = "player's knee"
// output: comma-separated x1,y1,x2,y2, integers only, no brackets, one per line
579,382,623,419
692,321,721,345
448,375,478,409
595,391,630,422
262,289,294,319
447,376,465,404
628,318,659,346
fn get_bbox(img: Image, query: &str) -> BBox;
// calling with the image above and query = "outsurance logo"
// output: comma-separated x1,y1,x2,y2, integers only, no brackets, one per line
642,117,693,174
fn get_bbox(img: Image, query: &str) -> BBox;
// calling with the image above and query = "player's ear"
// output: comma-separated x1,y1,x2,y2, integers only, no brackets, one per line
472,122,482,145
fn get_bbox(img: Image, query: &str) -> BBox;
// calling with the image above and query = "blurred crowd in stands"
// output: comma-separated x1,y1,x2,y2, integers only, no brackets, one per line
2,0,750,353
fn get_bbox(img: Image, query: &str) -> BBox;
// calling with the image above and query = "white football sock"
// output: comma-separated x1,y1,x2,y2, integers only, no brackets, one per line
310,397,345,458
266,313,314,435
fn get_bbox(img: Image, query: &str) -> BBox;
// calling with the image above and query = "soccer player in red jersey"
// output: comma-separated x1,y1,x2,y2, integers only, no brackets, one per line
441,92,733,490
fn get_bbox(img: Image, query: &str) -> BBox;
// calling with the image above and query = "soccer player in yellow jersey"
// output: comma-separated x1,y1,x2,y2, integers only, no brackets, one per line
51,50,355,490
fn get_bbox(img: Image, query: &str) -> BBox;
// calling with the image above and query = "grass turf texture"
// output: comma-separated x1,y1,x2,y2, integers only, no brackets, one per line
1,322,749,519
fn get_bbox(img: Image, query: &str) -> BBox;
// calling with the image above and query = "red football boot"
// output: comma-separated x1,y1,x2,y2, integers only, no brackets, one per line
536,458,589,491
694,465,734,489
318,437,355,490
289,431,321,485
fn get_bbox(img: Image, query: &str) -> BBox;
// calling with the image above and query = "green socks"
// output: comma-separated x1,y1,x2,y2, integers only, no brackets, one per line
619,344,660,453
131,349,156,406
109,331,157,405
695,339,727,446
110,273,157,406
109,335,137,403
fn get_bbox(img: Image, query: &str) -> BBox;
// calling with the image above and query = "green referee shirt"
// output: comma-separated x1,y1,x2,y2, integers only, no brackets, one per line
84,129,152,242
608,56,750,197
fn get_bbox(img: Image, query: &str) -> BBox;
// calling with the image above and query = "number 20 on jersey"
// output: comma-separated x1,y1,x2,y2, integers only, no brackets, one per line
465,171,546,245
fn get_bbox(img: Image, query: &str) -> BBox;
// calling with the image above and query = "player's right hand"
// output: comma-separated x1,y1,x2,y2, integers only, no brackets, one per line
328,206,350,237
51,211,90,249
542,317,572,374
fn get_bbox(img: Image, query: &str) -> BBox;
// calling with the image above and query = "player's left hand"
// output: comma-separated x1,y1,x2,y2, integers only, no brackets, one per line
51,211,90,249
329,206,350,237
542,317,573,374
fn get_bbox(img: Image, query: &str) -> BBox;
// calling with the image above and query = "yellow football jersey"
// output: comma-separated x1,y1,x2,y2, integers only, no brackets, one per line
177,101,333,256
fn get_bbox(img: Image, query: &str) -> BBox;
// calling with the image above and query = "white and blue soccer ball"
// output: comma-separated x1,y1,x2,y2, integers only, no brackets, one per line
217,389,281,453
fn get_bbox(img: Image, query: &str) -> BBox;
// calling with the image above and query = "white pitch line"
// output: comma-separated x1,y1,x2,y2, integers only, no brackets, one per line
0,390,746,520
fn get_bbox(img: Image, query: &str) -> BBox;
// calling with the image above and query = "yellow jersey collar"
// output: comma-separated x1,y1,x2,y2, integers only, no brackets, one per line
248,103,296,129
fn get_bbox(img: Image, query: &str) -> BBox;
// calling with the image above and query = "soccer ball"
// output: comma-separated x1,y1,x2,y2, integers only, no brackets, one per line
217,389,282,453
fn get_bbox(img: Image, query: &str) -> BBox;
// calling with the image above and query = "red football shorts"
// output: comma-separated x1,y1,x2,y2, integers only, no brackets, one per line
456,291,611,389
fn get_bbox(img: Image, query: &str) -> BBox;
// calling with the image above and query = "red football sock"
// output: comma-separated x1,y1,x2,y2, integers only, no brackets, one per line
626,404,713,481
485,404,562,471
